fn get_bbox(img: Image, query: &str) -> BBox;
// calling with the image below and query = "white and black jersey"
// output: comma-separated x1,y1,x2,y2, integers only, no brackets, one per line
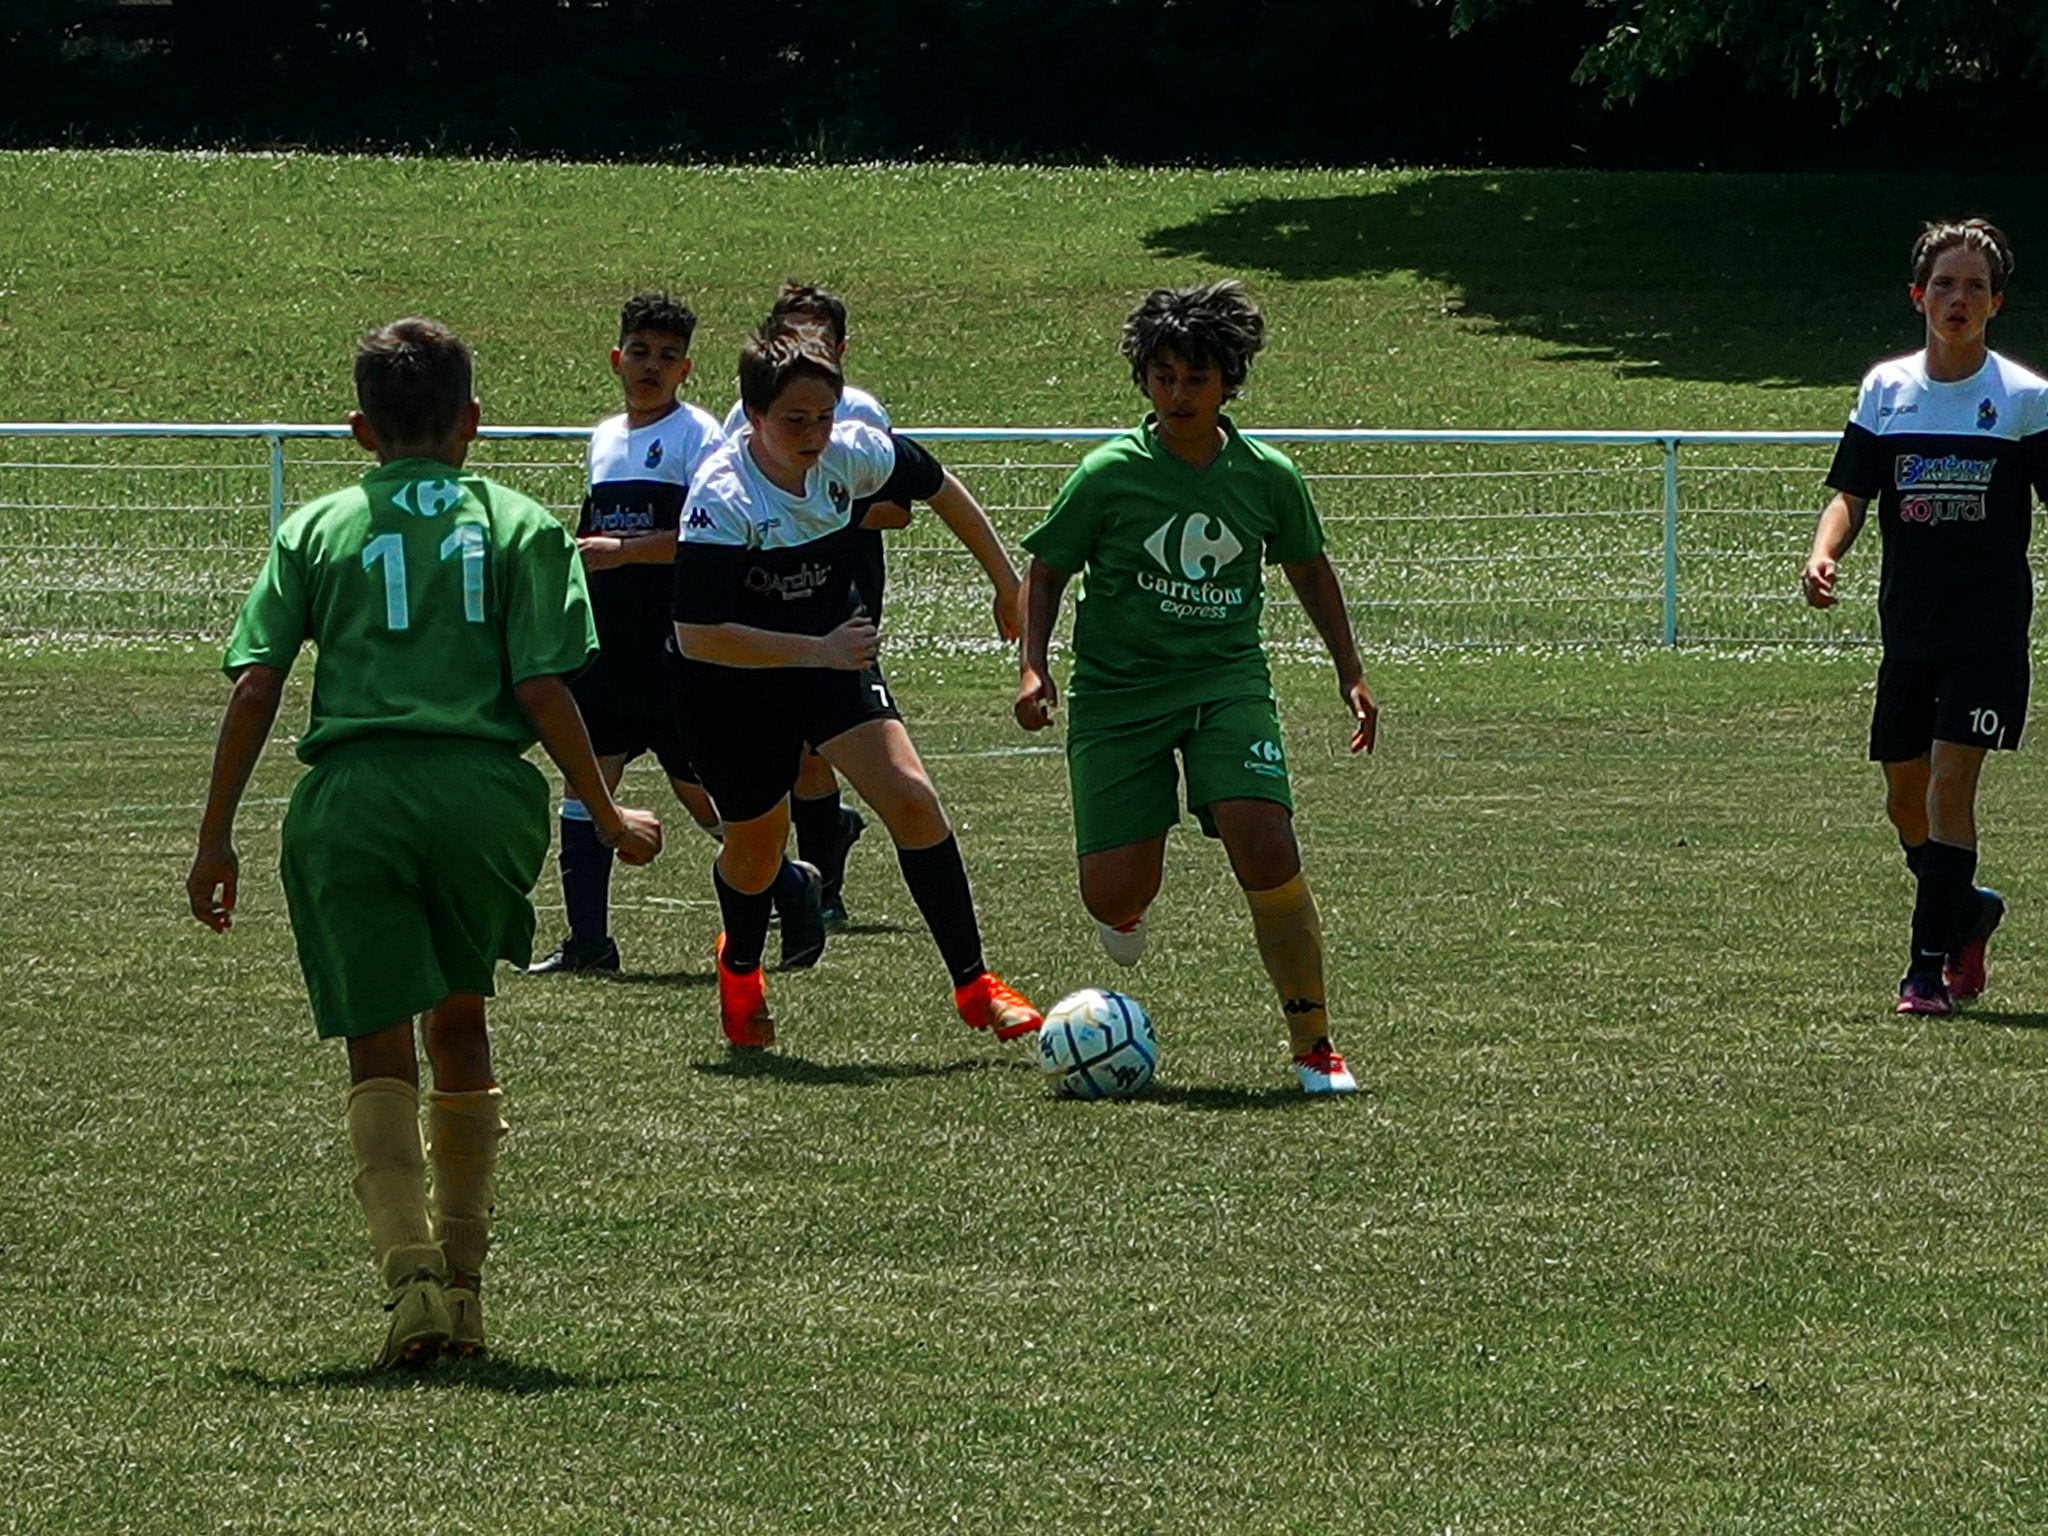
671,421,943,639
1828,350,2048,658
573,402,724,709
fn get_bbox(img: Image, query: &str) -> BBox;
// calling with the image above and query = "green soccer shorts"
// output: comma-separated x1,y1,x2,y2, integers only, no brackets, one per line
1065,694,1294,857
279,736,550,1039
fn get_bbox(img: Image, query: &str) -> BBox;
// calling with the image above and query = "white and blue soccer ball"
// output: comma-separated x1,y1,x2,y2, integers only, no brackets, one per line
1036,988,1156,1099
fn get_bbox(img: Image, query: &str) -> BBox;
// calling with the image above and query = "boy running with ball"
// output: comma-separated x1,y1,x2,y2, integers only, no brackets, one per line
1015,281,1376,1093
186,318,661,1367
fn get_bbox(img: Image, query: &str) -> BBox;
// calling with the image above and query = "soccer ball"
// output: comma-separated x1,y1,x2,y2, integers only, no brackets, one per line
1036,988,1156,1099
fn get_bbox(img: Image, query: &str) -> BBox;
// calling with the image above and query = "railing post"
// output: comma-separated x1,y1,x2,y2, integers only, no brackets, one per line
1660,436,1680,648
267,431,285,537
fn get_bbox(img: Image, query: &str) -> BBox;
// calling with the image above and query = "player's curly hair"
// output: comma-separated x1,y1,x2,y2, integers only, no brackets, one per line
737,320,844,414
354,318,472,446
1912,219,2016,295
1119,280,1265,399
769,281,849,348
618,291,698,349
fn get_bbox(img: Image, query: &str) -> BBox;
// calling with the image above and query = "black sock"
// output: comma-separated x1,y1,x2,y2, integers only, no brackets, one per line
897,834,986,988
791,788,843,869
559,815,613,944
1909,840,1977,976
1900,836,1925,876
714,866,775,974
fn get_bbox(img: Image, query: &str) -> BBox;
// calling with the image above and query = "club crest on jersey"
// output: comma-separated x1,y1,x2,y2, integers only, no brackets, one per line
1978,398,1999,430
829,480,850,515
645,439,664,469
391,478,464,518
1143,512,1245,581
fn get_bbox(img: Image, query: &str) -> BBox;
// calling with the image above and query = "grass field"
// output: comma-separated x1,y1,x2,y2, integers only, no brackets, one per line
8,153,2048,1532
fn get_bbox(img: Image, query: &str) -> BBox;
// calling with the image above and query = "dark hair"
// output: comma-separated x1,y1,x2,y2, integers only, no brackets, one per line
1911,219,2016,295
353,318,473,446
737,321,844,415
1119,280,1265,399
618,290,698,350
769,280,848,348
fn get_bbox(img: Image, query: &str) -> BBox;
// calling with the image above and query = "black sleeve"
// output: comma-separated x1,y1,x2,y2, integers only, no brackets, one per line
2025,430,2048,505
877,432,946,505
671,541,748,626
1825,422,1884,500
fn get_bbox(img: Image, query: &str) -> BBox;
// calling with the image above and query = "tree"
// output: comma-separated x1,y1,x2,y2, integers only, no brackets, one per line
1443,0,2048,117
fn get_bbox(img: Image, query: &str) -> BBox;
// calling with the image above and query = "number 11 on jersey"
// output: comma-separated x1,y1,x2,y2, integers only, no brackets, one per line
361,526,486,631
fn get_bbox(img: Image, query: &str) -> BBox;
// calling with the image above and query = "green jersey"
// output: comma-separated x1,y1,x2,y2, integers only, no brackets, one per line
1023,415,1325,723
225,458,597,763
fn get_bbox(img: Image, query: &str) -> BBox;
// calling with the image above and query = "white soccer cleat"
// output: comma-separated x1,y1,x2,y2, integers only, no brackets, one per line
1293,1038,1358,1095
1096,916,1149,967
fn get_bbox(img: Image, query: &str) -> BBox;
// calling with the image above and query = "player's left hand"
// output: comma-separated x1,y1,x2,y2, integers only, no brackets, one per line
186,842,239,931
1345,679,1378,755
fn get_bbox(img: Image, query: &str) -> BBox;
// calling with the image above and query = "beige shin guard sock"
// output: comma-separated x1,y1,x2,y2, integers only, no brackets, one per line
345,1077,444,1291
428,1087,505,1281
1243,873,1330,1056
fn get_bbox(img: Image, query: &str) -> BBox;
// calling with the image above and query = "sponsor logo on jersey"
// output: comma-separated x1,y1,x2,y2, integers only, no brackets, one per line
391,478,464,518
645,439,664,469
686,507,714,530
1879,402,1919,419
589,504,655,535
744,560,831,600
1895,453,1996,488
1978,397,1999,431
1244,737,1285,776
1144,512,1245,581
1898,493,1987,525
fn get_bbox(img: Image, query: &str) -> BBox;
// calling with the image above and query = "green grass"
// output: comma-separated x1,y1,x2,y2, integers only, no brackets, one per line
9,643,2048,1533
8,154,2048,1531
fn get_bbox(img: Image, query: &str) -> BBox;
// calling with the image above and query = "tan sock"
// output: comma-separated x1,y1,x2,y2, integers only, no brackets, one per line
345,1077,444,1290
1243,873,1331,1056
428,1087,505,1281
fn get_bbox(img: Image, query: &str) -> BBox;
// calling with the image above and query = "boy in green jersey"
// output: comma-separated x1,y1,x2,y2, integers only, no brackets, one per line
1014,281,1376,1094
186,318,662,1367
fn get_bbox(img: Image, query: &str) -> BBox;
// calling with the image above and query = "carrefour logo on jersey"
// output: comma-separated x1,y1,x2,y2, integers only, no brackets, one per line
1895,453,1996,488
1145,512,1245,580
392,479,464,518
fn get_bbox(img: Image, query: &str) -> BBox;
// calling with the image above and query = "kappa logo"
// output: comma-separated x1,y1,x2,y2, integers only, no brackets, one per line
686,507,713,530
1143,512,1245,581
1978,397,1999,431
645,438,664,469
391,478,463,518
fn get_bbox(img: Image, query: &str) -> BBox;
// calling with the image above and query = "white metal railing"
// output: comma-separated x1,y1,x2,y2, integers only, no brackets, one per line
0,422,1857,649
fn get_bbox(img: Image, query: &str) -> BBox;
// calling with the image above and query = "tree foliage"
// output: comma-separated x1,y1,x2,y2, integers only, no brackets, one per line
1446,0,2048,117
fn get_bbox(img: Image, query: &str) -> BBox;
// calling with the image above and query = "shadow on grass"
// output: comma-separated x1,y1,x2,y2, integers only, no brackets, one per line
1145,170,2048,388
691,1050,1027,1087
1139,1081,1352,1112
222,1355,625,1395
599,924,911,989
1954,1008,2048,1032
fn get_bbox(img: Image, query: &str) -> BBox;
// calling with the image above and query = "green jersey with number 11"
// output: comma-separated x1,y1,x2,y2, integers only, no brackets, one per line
224,457,597,763
1023,415,1325,724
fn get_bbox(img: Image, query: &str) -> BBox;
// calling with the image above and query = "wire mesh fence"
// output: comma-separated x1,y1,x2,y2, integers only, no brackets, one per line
0,423,1880,649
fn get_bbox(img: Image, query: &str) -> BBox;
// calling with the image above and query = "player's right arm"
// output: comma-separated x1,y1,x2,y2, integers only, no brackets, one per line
1802,491,1868,609
513,674,662,865
1014,556,1072,731
186,663,287,931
